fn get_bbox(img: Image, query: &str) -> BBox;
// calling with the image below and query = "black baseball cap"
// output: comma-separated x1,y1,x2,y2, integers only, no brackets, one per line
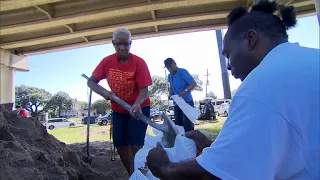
164,58,175,68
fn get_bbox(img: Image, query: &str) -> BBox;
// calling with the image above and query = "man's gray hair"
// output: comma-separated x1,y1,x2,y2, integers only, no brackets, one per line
112,27,132,41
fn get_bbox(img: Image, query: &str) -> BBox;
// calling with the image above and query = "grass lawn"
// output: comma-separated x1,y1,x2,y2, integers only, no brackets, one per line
49,117,112,144
49,117,226,144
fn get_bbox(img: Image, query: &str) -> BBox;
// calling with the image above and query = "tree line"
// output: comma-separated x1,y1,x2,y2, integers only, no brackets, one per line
15,74,222,117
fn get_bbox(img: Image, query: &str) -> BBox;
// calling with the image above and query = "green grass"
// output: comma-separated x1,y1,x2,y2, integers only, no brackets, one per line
49,124,111,144
49,117,225,144
196,122,223,140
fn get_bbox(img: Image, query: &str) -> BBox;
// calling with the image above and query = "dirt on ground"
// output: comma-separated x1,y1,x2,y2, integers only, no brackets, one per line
0,106,128,180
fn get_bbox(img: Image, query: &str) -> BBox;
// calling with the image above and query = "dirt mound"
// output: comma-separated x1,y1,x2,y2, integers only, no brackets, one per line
0,106,128,180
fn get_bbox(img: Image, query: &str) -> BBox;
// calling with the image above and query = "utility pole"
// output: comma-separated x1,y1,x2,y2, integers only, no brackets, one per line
216,30,232,99
204,68,211,97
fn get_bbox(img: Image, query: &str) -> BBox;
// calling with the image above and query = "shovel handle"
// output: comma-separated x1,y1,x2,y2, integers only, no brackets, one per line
82,74,168,133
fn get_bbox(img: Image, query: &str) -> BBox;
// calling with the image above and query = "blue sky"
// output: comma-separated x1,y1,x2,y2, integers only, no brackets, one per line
15,15,319,102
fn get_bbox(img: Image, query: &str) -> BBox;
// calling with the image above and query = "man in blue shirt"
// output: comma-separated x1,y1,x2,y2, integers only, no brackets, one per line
164,58,197,132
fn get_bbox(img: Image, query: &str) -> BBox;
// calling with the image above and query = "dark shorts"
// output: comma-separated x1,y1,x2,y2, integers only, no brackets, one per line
112,106,149,147
174,101,195,132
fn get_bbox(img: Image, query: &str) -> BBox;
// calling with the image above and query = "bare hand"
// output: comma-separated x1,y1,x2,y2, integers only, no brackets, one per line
185,130,213,155
146,143,170,178
179,90,187,97
129,103,142,119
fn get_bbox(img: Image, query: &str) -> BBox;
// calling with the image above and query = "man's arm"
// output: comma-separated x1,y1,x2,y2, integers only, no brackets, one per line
87,76,111,100
134,59,152,105
169,85,174,99
134,87,149,105
186,81,197,91
182,69,197,91
160,159,219,180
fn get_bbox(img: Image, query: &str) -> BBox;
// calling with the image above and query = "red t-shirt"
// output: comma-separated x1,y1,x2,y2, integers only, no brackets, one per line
19,109,28,118
92,53,152,113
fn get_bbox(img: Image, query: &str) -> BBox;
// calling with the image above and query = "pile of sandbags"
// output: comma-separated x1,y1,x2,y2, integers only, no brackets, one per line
130,126,197,180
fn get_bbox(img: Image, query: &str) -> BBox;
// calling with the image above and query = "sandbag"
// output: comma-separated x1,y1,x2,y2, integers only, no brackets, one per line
133,128,197,179
129,170,149,180
145,170,160,180
164,134,196,163
171,95,200,123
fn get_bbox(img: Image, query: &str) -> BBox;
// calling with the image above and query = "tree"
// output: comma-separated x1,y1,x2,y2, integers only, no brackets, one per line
75,100,88,111
207,91,218,100
50,91,75,117
15,85,52,117
92,99,110,115
149,76,167,108
191,74,203,91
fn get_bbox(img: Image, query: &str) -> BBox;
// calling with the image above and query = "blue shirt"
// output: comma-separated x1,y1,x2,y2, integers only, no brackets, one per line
168,68,195,104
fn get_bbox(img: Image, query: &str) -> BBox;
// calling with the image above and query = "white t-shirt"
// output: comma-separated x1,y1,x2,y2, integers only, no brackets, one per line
197,42,320,180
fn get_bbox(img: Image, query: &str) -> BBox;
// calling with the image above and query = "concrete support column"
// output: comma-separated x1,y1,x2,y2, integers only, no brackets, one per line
0,65,15,110
0,49,29,111
215,30,232,100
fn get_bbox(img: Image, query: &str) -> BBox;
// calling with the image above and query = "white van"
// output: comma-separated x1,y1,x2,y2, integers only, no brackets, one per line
212,99,231,112
43,118,76,130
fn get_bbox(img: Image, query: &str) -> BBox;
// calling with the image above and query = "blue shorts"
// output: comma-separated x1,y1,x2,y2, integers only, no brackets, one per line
112,106,149,147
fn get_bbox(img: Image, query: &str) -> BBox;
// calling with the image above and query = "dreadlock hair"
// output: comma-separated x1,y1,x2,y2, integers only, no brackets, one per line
227,1,297,41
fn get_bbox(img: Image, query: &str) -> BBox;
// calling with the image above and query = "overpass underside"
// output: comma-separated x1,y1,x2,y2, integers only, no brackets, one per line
0,0,318,110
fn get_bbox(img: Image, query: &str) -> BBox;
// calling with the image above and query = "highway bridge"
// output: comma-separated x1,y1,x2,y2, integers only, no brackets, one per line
0,0,318,110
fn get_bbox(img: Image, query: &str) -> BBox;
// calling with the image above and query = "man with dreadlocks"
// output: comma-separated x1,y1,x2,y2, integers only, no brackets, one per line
146,1,319,180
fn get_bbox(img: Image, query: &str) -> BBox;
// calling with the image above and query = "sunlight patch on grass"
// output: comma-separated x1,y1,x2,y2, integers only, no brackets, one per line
49,125,111,144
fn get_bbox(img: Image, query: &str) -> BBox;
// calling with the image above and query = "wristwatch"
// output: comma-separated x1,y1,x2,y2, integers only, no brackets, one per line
184,88,188,92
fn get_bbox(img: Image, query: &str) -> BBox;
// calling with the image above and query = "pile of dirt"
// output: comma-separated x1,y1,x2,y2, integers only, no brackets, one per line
0,106,128,180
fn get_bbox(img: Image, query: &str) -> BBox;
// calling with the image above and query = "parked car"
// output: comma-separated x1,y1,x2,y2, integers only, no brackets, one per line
43,118,76,130
82,115,98,124
96,113,112,126
150,109,161,121
217,103,230,117
165,105,175,119
212,99,231,112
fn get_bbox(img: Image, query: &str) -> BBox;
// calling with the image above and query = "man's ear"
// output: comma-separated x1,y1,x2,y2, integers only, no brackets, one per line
245,29,258,50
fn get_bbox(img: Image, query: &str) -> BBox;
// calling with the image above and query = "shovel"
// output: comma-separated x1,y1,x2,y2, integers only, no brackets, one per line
85,88,93,164
82,74,178,148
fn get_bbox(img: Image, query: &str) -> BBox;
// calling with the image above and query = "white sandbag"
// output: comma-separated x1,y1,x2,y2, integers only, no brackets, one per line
172,135,197,162
134,147,151,170
175,125,185,135
163,134,196,163
129,170,149,180
145,170,160,180
151,127,163,136
144,133,162,149
171,95,200,123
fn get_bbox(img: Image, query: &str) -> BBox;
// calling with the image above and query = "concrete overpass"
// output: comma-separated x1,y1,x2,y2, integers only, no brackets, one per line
1,0,318,110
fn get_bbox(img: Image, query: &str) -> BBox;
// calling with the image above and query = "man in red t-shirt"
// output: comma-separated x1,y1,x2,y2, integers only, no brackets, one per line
15,105,28,118
87,27,152,175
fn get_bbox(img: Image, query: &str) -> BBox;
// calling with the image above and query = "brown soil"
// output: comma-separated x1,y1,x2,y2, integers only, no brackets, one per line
0,106,128,180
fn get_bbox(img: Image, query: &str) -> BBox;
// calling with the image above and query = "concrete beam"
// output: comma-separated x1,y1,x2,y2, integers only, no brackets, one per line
0,0,233,35
0,49,29,71
34,4,54,19
23,24,225,55
0,0,65,12
1,11,228,49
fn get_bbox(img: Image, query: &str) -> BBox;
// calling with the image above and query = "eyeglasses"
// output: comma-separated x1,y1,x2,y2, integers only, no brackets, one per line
113,41,132,46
